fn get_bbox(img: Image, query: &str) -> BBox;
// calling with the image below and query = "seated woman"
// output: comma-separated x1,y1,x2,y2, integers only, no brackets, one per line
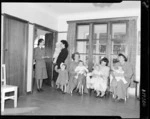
110,59,127,99
74,60,89,94
92,57,110,97
111,53,134,101
66,52,80,94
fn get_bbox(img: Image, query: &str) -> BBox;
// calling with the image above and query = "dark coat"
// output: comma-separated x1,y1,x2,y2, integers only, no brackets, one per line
56,48,68,69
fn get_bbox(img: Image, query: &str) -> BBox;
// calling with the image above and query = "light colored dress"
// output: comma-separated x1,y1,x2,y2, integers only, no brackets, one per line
93,65,110,92
34,47,48,80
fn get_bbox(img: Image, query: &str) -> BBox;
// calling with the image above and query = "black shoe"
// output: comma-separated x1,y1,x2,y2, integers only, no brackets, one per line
37,89,40,92
40,89,44,92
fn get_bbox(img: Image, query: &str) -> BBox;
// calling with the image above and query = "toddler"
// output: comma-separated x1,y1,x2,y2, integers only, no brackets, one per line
55,63,69,93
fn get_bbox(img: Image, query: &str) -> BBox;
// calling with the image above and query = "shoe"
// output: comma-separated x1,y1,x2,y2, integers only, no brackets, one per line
40,89,44,92
37,89,40,92
100,92,105,97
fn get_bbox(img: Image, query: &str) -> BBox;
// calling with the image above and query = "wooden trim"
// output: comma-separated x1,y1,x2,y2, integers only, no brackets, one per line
2,13,29,23
58,31,68,33
34,23,57,33
67,16,138,24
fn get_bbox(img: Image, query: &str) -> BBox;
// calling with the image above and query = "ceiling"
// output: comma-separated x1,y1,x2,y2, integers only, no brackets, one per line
33,2,140,16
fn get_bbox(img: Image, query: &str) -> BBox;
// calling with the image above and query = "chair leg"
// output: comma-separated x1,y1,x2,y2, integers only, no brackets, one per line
1,92,5,112
81,85,83,95
14,88,17,108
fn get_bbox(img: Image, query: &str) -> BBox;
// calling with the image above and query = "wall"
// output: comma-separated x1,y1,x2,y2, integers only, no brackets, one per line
2,3,58,31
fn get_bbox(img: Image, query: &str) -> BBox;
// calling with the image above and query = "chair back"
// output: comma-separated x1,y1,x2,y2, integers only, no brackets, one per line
1,64,6,86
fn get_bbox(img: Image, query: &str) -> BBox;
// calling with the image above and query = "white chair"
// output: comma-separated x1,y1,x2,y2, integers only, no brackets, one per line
1,64,18,112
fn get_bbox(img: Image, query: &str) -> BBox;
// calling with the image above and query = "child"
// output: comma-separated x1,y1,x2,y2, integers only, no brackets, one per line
86,64,100,90
74,60,88,94
55,63,69,93
53,41,62,64
74,60,88,79
112,65,127,84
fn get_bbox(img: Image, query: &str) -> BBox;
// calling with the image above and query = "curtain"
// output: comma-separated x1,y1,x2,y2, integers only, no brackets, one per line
66,22,76,70
128,20,137,87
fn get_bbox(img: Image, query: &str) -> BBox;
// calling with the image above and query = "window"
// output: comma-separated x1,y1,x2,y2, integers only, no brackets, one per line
93,24,107,65
76,25,89,64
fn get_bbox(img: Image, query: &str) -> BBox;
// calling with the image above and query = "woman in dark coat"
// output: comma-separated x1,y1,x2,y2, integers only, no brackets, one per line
52,40,69,87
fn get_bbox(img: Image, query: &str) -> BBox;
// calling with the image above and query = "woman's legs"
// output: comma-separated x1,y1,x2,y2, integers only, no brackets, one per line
39,79,43,90
36,79,40,91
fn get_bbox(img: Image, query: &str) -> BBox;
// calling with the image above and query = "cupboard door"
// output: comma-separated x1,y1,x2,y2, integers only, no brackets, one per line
45,33,54,85
3,16,28,96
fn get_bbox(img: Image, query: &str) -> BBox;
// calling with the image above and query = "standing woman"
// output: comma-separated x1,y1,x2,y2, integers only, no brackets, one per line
115,53,133,101
52,40,69,87
34,38,49,92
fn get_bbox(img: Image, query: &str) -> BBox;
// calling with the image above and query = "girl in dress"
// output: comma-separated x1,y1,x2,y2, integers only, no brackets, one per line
55,63,69,93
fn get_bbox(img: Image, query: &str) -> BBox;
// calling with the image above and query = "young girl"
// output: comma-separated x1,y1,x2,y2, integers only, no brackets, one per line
55,63,69,93
74,60,88,94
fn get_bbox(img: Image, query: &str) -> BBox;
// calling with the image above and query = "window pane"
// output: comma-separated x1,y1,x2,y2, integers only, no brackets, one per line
77,41,89,53
112,23,126,40
77,25,89,39
93,55,106,65
93,43,106,54
93,24,107,55
80,54,88,66
94,24,107,40
112,42,126,54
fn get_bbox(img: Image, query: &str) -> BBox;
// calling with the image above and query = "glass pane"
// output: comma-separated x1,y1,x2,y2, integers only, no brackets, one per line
77,25,89,39
93,43,106,54
112,42,126,54
77,41,89,53
112,23,126,40
80,54,88,67
93,24,107,55
94,24,107,40
93,55,106,65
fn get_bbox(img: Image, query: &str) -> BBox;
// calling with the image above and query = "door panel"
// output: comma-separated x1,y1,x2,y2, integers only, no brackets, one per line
45,33,54,85
3,16,28,96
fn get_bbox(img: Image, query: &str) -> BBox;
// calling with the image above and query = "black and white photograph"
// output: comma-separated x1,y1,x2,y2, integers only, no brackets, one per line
1,1,145,118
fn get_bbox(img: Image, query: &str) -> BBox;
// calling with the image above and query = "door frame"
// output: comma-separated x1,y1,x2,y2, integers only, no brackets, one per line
32,23,58,90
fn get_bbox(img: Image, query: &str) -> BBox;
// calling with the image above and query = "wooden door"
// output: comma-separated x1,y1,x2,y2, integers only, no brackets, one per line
44,33,54,85
3,15,28,96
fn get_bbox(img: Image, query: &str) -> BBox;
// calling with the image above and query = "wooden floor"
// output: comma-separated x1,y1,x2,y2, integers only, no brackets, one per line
1,84,140,118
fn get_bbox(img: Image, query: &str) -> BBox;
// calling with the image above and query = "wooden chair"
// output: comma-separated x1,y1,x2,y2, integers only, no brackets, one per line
1,64,18,112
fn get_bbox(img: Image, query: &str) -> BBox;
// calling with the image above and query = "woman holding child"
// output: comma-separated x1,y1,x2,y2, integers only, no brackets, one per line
110,53,133,101
87,57,110,97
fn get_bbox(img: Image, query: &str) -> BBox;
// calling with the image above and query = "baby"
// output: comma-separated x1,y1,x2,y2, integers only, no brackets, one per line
74,60,88,79
112,65,127,84
53,41,62,64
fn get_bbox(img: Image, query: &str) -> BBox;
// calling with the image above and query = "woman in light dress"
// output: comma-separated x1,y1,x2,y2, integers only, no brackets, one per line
87,57,110,97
